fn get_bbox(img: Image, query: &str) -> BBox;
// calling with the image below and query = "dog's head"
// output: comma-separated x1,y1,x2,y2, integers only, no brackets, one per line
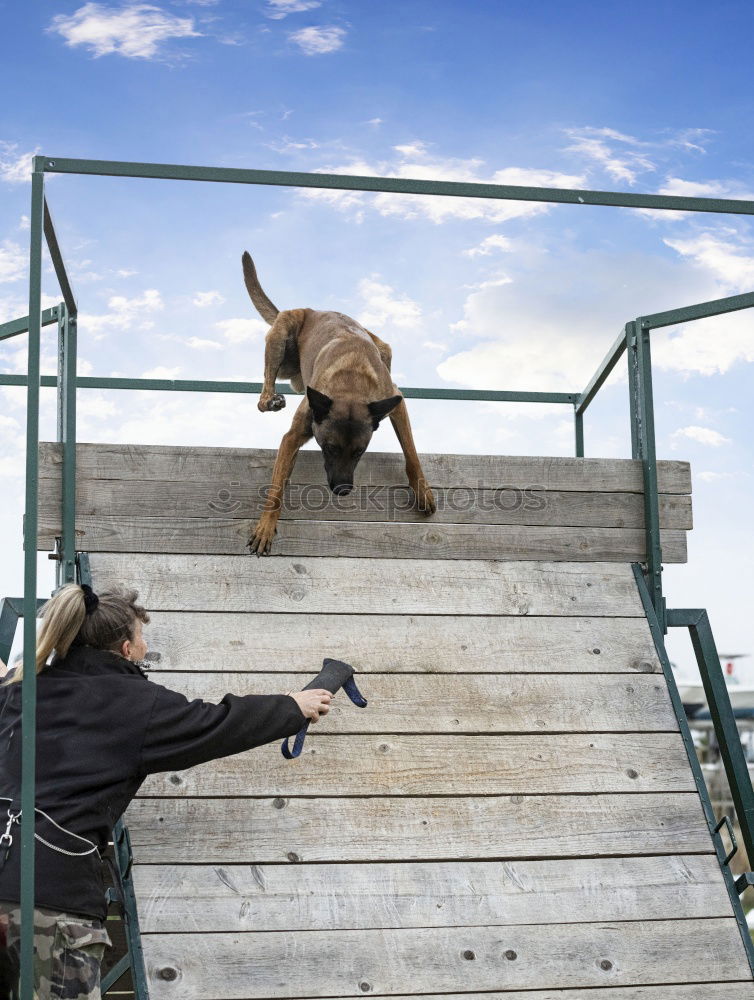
307,386,402,494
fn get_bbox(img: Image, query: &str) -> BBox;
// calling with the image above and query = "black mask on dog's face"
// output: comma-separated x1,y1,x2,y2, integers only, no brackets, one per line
307,386,402,495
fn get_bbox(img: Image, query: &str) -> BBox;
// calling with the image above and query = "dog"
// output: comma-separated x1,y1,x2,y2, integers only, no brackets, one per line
242,252,436,555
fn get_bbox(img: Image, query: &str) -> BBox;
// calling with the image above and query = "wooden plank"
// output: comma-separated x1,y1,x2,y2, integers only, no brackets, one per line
90,555,647,616
141,988,750,1000
141,612,663,674
141,733,693,797
37,515,689,562
37,476,693,528
139,919,746,998
133,855,731,932
141,673,678,734
39,442,693,493
283,990,754,1000
125,793,712,862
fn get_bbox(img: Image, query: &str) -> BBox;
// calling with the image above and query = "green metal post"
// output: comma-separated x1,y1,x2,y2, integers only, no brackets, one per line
56,304,77,585
20,164,45,1000
574,405,584,457
627,319,664,630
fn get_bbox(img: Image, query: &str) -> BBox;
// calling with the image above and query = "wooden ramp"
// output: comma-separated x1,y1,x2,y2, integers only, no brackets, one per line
38,444,754,999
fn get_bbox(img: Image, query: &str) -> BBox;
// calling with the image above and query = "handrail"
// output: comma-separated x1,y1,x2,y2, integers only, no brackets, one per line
0,373,579,404
36,156,754,216
0,307,59,342
667,608,754,869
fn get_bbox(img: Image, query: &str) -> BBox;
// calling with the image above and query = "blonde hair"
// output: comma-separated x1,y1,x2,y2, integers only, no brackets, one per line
3,583,150,686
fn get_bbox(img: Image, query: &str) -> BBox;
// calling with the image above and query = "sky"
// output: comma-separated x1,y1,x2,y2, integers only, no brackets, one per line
1,0,753,679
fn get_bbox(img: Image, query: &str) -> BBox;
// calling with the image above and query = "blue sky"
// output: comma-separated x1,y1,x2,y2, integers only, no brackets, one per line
1,0,754,677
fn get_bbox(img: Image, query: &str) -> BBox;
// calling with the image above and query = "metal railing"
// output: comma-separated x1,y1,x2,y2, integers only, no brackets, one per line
3,155,754,998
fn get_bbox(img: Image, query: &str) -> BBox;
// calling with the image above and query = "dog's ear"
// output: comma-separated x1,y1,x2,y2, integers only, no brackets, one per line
307,386,334,423
368,394,403,428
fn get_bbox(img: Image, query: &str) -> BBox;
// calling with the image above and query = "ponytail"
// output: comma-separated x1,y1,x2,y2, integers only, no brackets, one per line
3,584,149,686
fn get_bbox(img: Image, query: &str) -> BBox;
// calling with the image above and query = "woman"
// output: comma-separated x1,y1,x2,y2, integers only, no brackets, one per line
0,583,332,999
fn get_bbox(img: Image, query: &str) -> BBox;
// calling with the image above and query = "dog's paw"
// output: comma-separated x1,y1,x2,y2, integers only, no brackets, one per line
247,518,277,556
258,393,286,413
414,482,436,516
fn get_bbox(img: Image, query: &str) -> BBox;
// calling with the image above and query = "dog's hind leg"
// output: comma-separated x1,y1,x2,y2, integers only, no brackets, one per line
366,329,393,373
388,396,436,516
258,309,306,412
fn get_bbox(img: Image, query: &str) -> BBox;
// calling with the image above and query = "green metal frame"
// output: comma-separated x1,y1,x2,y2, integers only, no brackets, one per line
6,154,754,999
634,565,754,975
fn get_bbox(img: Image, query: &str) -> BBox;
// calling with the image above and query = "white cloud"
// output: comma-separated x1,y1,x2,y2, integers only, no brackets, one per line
365,118,383,127
671,425,731,448
141,365,181,379
299,145,586,225
563,126,655,185
48,3,201,60
659,177,745,199
663,232,754,293
214,317,267,344
289,26,346,55
357,277,422,331
697,470,735,482
186,336,223,350
82,289,163,340
193,290,225,308
0,242,26,283
266,0,322,18
653,312,754,376
435,243,736,397
0,144,39,184
463,235,513,258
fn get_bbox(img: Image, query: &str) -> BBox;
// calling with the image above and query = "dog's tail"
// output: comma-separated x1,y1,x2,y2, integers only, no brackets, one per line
242,251,279,325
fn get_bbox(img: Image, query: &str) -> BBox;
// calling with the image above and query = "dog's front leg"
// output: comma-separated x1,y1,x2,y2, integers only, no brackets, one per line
258,309,306,412
389,397,436,516
249,398,313,555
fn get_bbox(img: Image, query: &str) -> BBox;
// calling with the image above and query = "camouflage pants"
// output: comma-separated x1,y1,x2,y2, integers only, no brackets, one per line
0,904,111,1000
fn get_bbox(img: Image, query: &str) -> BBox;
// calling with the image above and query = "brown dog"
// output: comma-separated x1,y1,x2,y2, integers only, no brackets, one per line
242,252,436,555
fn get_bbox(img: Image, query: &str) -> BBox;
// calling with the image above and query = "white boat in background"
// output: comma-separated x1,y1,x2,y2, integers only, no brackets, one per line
674,653,754,717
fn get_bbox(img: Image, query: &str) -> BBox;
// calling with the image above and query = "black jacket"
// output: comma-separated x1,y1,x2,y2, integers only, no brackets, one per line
0,644,306,919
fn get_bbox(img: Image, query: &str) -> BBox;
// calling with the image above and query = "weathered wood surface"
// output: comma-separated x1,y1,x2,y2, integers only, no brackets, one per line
90,555,646,615
38,514,689,562
143,733,692,796
126,793,710,862
37,476,693,528
259,990,754,1000
39,442,693,493
140,919,746,998
143,988,747,1000
144,672,678,734
142,612,662,673
133,855,730,932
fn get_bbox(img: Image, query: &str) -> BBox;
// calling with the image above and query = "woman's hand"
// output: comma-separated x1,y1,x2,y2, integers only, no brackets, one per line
287,688,332,723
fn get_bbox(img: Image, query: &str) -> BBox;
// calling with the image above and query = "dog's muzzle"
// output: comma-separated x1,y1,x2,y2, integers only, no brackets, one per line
331,482,354,496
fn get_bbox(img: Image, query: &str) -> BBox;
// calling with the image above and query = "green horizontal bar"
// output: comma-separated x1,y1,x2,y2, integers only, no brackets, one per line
0,307,59,342
44,199,77,316
37,156,754,216
0,373,578,404
643,290,754,329
576,326,628,415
